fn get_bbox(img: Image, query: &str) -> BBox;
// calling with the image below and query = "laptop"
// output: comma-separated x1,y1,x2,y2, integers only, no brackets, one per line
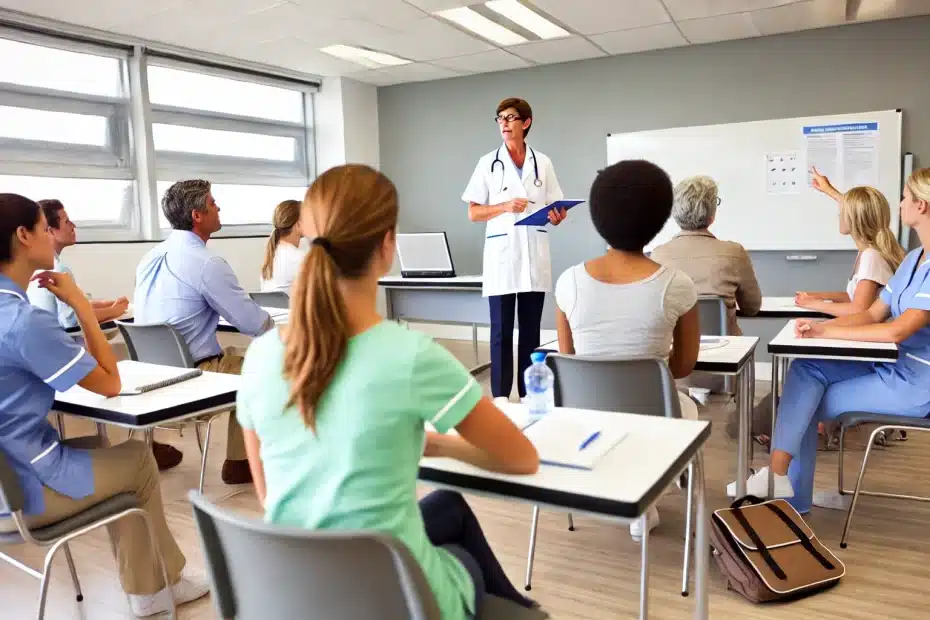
396,232,455,278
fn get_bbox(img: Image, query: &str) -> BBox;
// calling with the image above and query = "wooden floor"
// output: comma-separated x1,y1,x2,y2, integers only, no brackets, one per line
4,340,930,619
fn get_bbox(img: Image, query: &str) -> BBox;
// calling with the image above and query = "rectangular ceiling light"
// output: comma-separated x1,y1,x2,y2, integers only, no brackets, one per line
485,0,569,40
321,44,411,69
436,6,528,46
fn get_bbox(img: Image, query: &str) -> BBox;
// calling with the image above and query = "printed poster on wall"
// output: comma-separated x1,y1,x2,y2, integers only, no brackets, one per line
765,151,802,194
803,122,879,189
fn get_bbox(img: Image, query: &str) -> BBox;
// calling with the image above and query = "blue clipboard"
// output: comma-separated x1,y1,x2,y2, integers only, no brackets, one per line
514,199,585,226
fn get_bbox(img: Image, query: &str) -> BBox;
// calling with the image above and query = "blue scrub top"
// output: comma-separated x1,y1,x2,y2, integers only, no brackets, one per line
0,275,97,516
876,248,930,403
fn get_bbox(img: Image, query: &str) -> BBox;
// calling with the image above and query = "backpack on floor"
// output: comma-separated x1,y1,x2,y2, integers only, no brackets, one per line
710,495,845,603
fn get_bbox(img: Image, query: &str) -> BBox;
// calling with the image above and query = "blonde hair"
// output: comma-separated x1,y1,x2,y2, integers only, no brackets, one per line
261,200,301,280
905,167,930,205
842,186,905,272
284,165,398,430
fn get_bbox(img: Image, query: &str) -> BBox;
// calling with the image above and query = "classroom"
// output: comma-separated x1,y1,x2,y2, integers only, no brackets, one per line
2,1,930,619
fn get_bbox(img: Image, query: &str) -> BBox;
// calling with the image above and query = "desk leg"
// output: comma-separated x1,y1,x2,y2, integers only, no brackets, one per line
639,510,650,620
55,413,66,438
736,362,749,498
768,357,780,498
143,429,154,447
693,451,709,620
472,323,479,366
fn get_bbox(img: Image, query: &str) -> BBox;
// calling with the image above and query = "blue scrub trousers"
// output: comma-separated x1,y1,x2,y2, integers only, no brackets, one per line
772,358,930,513
488,292,545,399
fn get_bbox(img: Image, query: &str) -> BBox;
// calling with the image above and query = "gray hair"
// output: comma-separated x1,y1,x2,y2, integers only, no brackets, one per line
161,179,211,231
672,176,718,231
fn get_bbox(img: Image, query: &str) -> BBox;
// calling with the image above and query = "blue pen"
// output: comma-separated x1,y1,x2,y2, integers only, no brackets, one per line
578,431,601,451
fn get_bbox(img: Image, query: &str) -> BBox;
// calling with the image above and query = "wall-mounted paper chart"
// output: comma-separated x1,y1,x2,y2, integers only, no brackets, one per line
765,151,802,194
804,122,879,190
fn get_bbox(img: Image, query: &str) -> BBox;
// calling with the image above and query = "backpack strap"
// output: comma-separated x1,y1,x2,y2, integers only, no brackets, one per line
730,506,787,580
765,502,836,570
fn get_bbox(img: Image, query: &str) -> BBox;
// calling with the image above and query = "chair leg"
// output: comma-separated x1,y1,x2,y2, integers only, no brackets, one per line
567,513,575,531
36,542,61,620
62,543,84,602
838,424,847,494
524,506,540,591
841,426,883,549
681,462,694,597
199,417,216,494
194,423,204,456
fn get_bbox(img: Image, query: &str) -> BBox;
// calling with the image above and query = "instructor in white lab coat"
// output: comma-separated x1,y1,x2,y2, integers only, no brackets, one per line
462,97,566,399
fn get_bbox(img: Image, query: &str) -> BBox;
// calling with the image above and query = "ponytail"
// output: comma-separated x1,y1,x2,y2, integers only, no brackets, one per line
874,227,905,272
843,186,905,273
283,165,398,430
261,199,302,282
261,229,281,281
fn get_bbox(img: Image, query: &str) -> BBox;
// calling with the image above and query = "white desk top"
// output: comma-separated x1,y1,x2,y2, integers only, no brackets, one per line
743,297,832,319
694,335,759,373
65,308,134,335
218,307,288,332
379,275,482,289
53,361,239,428
419,403,710,520
768,320,898,362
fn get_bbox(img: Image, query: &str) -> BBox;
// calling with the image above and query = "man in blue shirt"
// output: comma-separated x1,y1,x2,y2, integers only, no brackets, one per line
26,199,129,329
134,180,273,483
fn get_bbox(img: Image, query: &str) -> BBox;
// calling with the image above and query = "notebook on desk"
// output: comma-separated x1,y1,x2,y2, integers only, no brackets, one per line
116,362,202,396
523,415,627,470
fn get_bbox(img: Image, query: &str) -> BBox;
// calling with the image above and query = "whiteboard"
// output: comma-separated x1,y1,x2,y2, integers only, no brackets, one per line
606,110,903,251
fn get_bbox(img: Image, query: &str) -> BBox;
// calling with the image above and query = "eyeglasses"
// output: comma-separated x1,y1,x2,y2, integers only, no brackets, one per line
716,196,722,206
495,114,522,124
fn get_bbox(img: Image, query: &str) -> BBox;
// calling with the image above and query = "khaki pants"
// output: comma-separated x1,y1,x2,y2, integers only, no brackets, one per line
0,438,185,595
197,349,246,461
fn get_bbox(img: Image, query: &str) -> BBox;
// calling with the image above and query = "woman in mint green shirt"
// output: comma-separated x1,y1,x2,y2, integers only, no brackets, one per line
237,164,541,619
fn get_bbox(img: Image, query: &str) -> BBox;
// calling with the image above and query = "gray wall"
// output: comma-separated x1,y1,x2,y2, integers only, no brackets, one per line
378,16,930,355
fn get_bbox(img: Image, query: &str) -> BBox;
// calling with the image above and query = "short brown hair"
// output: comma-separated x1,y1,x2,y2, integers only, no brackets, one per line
37,199,65,229
496,97,533,136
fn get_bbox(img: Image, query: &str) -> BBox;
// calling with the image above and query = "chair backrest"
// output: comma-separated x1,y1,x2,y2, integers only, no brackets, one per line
116,321,196,368
546,354,682,419
188,492,440,620
249,292,289,309
697,295,728,336
0,449,24,516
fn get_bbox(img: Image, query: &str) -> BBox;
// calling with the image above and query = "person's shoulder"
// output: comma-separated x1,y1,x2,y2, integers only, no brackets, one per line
663,265,696,289
532,148,554,166
2,299,59,345
242,329,285,372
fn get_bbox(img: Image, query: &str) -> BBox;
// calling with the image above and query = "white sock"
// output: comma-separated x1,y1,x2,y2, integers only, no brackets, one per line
812,489,852,511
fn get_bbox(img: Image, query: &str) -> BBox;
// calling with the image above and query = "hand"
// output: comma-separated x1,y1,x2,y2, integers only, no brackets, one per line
423,431,446,457
504,198,528,214
794,292,820,307
111,297,130,314
810,166,835,195
795,319,825,339
547,207,568,226
31,271,88,310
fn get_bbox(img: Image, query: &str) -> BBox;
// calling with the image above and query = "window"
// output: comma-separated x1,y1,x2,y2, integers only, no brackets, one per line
156,182,304,228
0,31,132,239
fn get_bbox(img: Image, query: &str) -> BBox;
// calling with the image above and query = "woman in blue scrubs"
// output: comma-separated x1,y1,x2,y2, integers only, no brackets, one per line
0,194,206,616
728,168,930,513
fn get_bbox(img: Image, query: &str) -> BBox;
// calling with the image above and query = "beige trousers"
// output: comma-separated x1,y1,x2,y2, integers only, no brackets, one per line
197,349,246,461
0,438,185,595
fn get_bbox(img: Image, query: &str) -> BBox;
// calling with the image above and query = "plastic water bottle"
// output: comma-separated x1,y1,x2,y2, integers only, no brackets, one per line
524,351,555,421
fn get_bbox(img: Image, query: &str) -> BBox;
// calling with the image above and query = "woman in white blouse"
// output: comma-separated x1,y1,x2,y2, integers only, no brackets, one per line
795,168,905,315
260,199,307,293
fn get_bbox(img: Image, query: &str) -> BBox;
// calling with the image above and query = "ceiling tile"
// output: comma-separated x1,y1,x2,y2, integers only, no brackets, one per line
402,0,465,11
346,16,495,62
677,12,762,44
287,0,426,26
589,22,688,55
433,49,531,73
510,36,606,64
663,0,802,21
373,62,462,83
854,0,930,21
351,70,404,86
750,0,846,35
240,38,362,75
530,0,671,35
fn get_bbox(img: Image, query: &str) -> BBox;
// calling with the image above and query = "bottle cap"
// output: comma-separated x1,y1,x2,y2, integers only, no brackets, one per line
530,351,547,364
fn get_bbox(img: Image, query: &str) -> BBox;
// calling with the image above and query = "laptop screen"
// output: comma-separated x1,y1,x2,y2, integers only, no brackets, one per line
396,233,454,277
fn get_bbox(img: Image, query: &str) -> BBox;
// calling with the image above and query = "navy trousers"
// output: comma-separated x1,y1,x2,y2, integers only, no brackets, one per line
488,292,545,398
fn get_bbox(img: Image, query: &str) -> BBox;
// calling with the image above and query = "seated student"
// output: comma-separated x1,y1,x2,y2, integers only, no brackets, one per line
553,160,700,541
26,199,129,328
237,165,540,620
260,199,307,293
729,168,930,513
0,194,207,618
134,180,273,479
796,167,905,316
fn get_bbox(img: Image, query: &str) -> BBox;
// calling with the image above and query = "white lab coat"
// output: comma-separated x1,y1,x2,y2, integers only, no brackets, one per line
462,143,563,297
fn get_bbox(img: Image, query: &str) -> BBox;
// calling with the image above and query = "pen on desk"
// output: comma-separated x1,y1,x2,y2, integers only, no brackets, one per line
578,431,601,451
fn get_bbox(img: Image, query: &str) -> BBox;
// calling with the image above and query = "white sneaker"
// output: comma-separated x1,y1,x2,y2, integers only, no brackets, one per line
629,506,660,542
688,387,710,406
726,466,794,498
812,489,852,511
129,574,210,617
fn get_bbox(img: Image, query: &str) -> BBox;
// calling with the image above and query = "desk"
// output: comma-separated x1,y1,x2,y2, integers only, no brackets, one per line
52,361,239,431
420,404,711,619
379,276,487,372
64,309,134,336
695,335,758,497
217,308,288,333
766,320,898,495
739,296,832,319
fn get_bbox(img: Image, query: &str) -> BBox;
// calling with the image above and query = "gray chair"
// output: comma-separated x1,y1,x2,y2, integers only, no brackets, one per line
523,355,694,596
116,321,224,493
696,295,728,337
249,292,289,309
835,411,930,548
188,492,548,620
0,450,173,620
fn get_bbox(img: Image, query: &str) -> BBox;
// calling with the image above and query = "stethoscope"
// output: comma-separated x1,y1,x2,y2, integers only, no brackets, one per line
491,146,541,193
